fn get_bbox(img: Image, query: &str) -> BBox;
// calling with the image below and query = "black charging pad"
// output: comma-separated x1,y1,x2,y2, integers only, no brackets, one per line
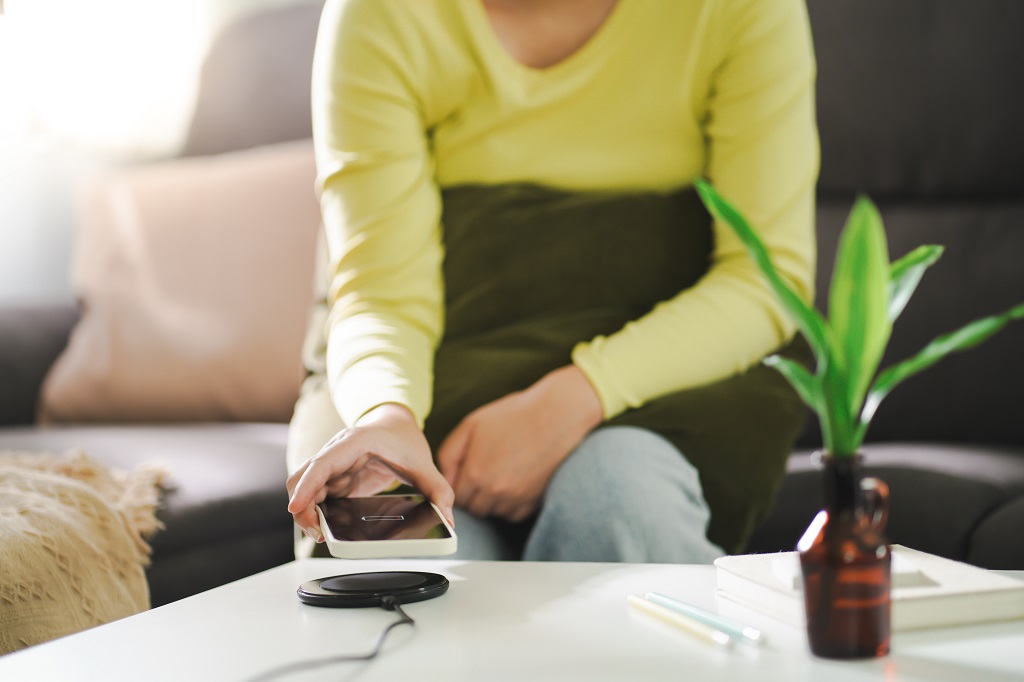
297,571,449,608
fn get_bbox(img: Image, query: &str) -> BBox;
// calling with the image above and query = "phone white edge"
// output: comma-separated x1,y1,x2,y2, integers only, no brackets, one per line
316,496,458,559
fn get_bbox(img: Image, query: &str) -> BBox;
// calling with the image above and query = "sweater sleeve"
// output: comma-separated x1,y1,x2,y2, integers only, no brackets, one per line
572,0,819,418
311,0,444,428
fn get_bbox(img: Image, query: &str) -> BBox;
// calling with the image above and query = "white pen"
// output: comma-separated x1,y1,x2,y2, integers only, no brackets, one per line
626,594,732,648
645,592,764,646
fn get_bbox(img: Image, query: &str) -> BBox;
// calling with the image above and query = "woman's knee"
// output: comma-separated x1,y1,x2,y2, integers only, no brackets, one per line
525,426,723,563
545,426,699,505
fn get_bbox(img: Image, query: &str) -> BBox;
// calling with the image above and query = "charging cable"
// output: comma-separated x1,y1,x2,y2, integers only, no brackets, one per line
243,595,415,682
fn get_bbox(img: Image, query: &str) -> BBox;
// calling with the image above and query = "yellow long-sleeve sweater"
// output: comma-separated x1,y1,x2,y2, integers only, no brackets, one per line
311,0,819,428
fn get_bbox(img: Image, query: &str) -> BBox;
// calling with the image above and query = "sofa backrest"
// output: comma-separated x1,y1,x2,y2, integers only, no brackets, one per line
813,0,1024,201
807,0,1024,448
180,0,324,157
181,0,1024,448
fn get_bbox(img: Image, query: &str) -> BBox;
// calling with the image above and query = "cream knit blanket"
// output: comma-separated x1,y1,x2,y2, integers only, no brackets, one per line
0,450,167,655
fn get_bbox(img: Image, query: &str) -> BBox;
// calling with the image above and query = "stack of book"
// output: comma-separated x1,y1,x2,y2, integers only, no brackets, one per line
714,544,1024,631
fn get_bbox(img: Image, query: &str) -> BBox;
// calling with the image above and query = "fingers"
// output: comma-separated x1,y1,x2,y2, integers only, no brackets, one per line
460,488,482,518
442,416,513,520
294,505,323,543
286,419,453,536
505,502,537,524
437,419,471,487
287,430,361,542
285,458,311,498
291,483,328,543
465,490,535,522
446,424,483,509
287,434,360,515
411,462,456,528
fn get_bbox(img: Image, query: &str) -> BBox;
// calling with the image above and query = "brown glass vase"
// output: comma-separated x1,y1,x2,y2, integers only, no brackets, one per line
798,453,892,659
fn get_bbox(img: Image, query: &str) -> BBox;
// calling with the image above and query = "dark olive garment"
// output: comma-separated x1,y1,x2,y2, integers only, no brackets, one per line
422,184,810,555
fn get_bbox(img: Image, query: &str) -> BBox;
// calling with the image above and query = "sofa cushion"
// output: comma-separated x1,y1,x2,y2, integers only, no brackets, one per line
748,444,1024,563
0,424,294,606
38,140,319,424
969,497,1024,570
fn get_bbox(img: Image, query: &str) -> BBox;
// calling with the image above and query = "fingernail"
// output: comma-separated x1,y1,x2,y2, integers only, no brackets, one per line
306,527,323,543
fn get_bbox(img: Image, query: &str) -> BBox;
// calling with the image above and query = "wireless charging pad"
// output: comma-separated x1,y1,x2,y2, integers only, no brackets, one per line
297,571,449,608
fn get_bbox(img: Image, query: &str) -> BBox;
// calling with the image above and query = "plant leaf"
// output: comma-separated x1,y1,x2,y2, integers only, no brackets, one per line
828,196,891,417
820,357,857,456
695,180,830,362
764,354,821,413
859,302,1024,439
889,245,944,323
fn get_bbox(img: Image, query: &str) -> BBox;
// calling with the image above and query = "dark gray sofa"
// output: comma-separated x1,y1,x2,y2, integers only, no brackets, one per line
1,0,1022,608
746,0,1024,569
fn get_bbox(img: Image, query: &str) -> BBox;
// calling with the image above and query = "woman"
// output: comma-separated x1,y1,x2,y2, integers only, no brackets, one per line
287,0,818,562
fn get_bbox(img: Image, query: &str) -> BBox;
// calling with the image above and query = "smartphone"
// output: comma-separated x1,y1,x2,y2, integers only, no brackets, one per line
316,494,457,559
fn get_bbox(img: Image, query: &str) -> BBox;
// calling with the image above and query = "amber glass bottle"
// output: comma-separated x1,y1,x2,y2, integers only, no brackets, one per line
798,454,891,658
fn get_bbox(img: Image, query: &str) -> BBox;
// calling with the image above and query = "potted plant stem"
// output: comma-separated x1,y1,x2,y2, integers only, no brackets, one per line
695,180,1024,658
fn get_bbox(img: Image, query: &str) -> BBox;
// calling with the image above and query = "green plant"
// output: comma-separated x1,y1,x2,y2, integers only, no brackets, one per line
695,180,1024,457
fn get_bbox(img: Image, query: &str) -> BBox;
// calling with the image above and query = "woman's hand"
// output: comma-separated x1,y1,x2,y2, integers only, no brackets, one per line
437,364,603,522
287,404,455,543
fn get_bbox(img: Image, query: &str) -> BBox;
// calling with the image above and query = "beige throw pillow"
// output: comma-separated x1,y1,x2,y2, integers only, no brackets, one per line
40,140,319,423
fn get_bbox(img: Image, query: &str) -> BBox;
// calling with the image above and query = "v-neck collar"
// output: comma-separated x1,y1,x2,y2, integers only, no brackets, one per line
462,0,635,82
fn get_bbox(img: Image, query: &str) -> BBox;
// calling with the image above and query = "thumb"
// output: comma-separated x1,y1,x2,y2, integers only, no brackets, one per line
413,464,456,528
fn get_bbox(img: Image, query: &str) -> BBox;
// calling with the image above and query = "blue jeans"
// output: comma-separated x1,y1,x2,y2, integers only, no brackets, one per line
451,426,725,563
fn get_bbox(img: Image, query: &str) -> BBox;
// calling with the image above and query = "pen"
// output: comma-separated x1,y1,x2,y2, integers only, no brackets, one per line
644,592,764,646
626,594,732,648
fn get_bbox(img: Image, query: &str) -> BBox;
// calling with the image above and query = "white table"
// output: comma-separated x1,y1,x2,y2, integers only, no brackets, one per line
2,560,1023,681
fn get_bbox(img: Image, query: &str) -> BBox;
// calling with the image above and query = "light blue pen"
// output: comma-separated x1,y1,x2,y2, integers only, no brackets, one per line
644,592,764,646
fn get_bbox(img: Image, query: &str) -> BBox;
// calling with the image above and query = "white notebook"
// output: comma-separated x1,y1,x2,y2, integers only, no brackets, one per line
714,544,1024,631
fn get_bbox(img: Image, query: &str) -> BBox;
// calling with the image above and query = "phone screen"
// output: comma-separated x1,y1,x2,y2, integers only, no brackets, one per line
318,494,453,542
